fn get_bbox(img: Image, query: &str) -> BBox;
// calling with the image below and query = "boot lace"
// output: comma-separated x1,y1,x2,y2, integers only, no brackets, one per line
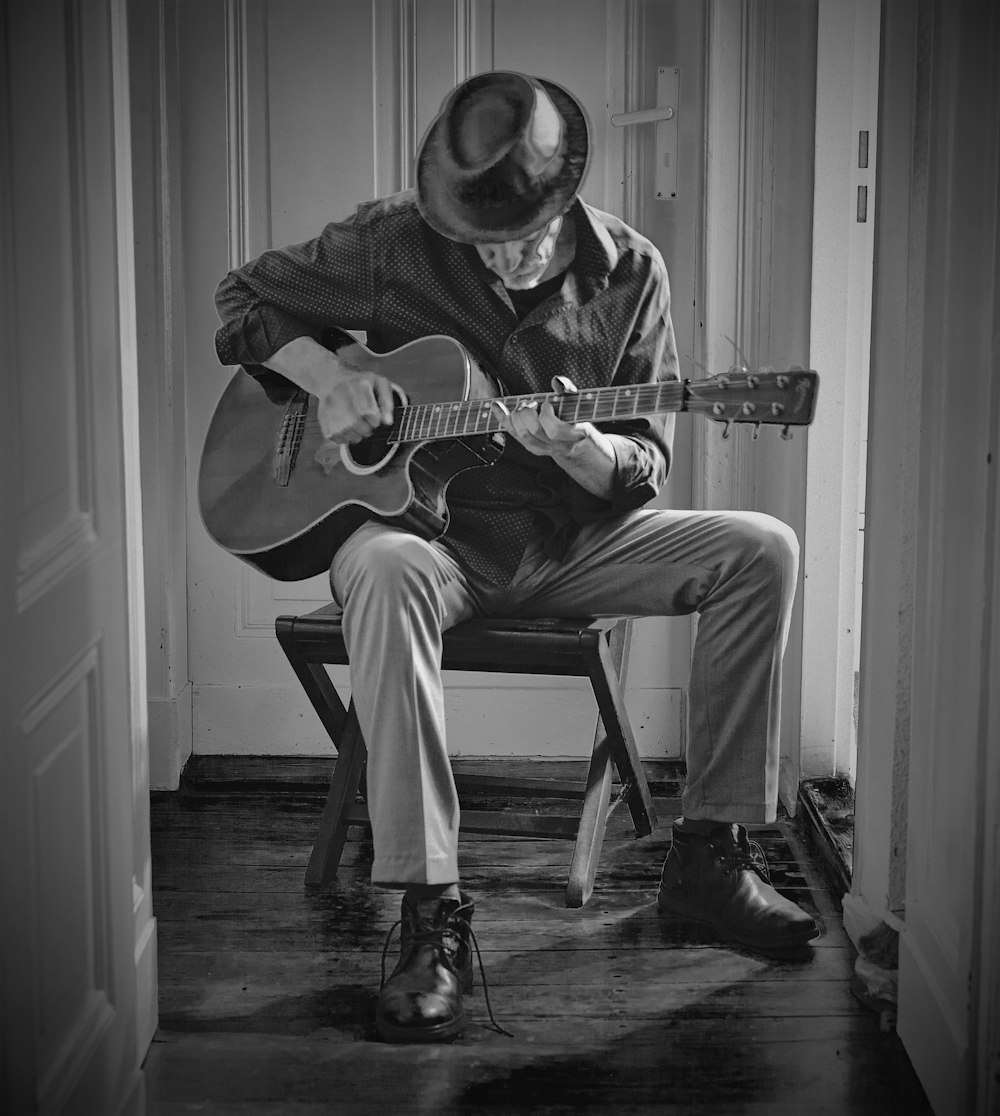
715,835,773,884
380,898,513,1038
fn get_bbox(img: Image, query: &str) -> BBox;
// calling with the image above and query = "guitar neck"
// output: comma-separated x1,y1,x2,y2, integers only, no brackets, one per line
390,380,687,445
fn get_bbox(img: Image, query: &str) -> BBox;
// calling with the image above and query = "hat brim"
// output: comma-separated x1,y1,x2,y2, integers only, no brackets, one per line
416,75,591,244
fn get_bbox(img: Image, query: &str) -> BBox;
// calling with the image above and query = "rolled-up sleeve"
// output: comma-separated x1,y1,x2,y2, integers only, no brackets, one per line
214,211,375,375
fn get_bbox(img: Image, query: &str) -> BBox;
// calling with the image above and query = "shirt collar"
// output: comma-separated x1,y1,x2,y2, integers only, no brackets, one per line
571,200,619,276
564,200,618,304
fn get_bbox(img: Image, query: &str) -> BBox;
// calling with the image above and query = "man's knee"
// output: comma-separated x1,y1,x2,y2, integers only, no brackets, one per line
333,528,444,607
726,513,799,588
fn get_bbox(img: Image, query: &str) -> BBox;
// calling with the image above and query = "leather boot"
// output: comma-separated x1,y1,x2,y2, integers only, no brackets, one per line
657,822,819,950
376,892,474,1043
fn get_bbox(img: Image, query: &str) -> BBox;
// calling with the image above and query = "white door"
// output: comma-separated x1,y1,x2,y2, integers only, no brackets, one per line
0,1,152,1112
892,15,1000,1104
895,238,998,1114
176,0,697,766
847,0,1000,1108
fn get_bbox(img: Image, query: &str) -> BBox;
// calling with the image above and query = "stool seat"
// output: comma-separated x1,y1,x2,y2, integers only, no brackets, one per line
275,606,658,907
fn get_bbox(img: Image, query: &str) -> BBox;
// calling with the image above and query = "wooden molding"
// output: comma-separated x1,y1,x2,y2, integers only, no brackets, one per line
696,0,773,511
398,0,417,191
16,0,99,612
800,0,879,779
17,514,98,613
453,0,479,84
623,0,645,230
602,0,644,226
224,0,269,264
224,0,248,267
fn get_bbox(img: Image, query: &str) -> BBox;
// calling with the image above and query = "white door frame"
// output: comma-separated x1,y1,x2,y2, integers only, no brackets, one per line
111,0,158,1062
801,0,880,784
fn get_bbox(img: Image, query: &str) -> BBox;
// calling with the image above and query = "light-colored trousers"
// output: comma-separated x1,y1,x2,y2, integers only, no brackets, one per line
330,509,799,887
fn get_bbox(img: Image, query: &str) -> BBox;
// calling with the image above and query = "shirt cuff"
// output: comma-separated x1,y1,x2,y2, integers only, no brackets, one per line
605,432,668,513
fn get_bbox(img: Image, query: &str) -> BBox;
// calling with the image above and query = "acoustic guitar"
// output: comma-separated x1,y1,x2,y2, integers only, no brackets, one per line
199,334,819,581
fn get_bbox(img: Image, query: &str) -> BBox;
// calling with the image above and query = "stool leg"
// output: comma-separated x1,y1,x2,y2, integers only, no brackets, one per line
566,733,615,907
582,635,658,839
276,621,349,747
305,701,368,889
297,663,349,747
567,620,652,907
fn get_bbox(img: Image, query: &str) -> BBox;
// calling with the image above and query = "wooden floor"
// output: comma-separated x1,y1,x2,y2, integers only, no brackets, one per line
144,768,931,1115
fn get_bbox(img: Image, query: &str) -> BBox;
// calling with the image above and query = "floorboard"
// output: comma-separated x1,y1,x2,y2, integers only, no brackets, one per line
144,785,930,1115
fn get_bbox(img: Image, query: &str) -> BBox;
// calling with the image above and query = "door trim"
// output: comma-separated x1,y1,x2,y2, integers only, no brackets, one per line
111,0,158,1064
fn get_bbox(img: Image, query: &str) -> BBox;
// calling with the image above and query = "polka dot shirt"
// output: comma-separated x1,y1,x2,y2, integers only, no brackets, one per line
214,193,679,586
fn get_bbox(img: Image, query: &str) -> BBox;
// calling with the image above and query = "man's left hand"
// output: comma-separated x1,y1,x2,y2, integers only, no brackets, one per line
493,376,618,500
501,397,591,459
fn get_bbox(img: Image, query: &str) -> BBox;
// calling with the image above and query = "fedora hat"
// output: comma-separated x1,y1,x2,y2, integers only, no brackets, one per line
416,71,590,243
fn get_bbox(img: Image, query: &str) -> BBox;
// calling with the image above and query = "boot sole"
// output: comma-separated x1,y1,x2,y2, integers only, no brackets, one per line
657,891,821,951
376,1008,467,1044
375,967,474,1044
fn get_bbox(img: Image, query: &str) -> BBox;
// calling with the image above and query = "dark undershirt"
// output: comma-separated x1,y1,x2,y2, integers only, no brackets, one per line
505,271,566,319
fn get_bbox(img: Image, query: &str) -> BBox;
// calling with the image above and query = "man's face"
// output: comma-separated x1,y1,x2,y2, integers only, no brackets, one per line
475,216,563,289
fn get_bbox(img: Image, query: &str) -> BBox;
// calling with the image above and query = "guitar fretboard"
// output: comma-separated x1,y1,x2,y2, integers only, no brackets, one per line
388,380,689,445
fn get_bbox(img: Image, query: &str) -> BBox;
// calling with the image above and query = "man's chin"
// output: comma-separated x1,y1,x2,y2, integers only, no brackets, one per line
503,272,546,291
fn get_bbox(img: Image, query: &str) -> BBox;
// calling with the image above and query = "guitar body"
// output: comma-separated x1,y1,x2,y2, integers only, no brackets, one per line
198,335,505,580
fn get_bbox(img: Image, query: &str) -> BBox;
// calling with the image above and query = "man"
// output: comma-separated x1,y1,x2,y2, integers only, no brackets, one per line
214,71,818,1044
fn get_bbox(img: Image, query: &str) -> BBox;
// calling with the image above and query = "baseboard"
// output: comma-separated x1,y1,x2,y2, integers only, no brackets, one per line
840,892,900,952
176,753,688,800
796,777,853,897
778,756,799,817
148,686,193,791
113,1069,145,1116
134,914,158,1062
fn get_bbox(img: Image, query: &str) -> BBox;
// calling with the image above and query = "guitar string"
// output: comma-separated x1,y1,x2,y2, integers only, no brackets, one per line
294,382,696,444
292,376,804,443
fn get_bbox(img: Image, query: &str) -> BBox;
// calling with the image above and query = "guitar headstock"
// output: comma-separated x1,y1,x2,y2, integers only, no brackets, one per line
685,370,819,434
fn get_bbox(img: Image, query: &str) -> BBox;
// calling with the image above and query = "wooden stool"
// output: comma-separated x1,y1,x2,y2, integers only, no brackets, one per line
275,607,658,907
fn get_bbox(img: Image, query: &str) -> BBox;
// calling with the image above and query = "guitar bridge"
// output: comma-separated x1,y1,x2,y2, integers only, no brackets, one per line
273,390,310,487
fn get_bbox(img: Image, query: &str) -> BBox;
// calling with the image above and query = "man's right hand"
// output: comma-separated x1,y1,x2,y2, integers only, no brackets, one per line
315,369,397,444
262,336,397,445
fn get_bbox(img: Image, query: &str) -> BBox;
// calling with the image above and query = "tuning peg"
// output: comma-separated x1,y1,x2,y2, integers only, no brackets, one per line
747,374,760,389
781,425,793,441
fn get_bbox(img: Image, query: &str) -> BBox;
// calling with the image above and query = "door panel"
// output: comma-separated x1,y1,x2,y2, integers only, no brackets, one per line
1,1,148,1112
179,0,694,762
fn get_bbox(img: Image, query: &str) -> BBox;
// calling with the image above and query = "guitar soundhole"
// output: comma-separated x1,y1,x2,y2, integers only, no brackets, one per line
341,385,407,476
345,426,394,469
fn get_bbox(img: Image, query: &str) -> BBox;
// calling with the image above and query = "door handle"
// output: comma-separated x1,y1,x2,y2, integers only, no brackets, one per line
610,105,675,127
609,66,679,200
